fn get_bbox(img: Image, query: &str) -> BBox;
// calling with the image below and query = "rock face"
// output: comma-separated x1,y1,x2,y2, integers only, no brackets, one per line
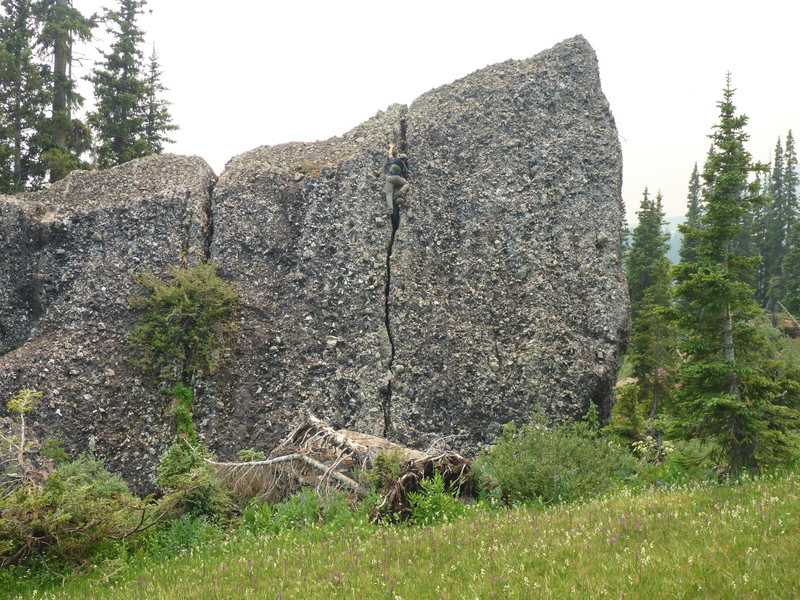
391,36,626,445
0,156,216,481
0,36,628,486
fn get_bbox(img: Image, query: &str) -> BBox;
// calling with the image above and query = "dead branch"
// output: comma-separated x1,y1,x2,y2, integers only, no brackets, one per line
202,416,471,509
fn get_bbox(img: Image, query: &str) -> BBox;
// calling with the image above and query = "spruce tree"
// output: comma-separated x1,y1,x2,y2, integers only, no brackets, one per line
630,255,678,422
673,76,799,473
783,130,798,236
0,0,51,192
141,46,176,154
780,131,800,313
625,188,670,319
679,163,703,264
619,213,631,262
756,137,792,308
782,224,800,314
36,0,93,182
87,0,149,168
783,129,798,213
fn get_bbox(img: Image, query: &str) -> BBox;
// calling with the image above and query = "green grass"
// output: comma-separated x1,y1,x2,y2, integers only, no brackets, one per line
7,472,800,599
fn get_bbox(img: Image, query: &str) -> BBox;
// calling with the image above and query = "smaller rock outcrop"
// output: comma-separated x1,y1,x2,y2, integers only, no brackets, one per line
0,155,216,484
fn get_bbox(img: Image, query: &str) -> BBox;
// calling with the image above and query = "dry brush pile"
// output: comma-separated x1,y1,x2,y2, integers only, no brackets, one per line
205,415,475,518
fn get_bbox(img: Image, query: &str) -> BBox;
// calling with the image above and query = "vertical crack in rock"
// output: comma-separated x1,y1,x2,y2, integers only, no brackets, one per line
203,180,216,261
383,200,399,436
382,116,408,437
26,223,49,328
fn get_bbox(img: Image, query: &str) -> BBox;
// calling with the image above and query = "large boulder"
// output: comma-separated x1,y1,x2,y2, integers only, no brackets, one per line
390,35,626,446
0,155,216,482
0,36,628,486
208,34,627,454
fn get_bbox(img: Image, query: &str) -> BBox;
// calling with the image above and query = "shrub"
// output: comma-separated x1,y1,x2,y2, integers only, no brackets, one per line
156,441,232,520
606,383,645,444
473,416,639,505
271,488,322,529
170,383,198,443
359,449,407,492
237,449,266,462
0,455,148,566
407,472,465,526
1,389,44,472
128,262,240,383
40,438,69,465
634,438,720,487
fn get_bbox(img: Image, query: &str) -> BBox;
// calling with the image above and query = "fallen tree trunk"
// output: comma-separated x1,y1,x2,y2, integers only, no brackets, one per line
205,415,474,515
205,452,367,502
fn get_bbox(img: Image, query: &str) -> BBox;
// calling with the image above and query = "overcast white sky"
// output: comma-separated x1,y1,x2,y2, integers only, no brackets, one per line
71,0,799,221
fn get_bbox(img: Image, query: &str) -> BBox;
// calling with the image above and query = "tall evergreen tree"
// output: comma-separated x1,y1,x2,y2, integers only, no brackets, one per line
780,130,800,313
756,137,792,308
673,75,799,473
36,0,93,181
630,254,678,422
782,223,800,314
625,188,670,319
0,0,51,192
87,0,149,168
751,168,771,304
679,163,703,264
141,46,176,154
619,211,633,265
783,130,798,229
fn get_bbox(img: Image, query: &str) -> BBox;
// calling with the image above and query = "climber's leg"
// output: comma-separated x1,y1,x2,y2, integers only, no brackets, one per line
397,180,411,207
385,175,405,213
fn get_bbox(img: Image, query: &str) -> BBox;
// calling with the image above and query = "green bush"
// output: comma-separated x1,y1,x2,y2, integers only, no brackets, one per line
236,449,266,462
359,449,407,492
128,262,240,382
606,383,645,444
474,417,639,505
170,383,198,442
156,441,231,520
271,489,322,529
0,455,147,566
633,438,720,487
407,472,465,526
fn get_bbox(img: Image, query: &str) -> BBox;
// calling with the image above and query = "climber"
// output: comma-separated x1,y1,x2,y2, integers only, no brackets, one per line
384,144,410,213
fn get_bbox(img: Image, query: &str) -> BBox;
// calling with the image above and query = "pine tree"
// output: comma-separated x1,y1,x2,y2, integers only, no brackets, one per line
752,169,770,304
619,213,631,262
780,130,800,313
783,129,798,213
673,76,799,473
87,0,149,168
36,0,93,182
0,0,51,192
782,223,800,314
625,188,670,319
141,46,176,154
783,130,798,241
630,255,678,421
755,137,793,308
679,163,703,264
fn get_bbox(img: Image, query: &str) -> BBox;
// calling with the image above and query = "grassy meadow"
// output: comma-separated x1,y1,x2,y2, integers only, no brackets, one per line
8,471,799,600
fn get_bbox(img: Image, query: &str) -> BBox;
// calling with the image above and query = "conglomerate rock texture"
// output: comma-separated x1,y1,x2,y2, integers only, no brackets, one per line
0,36,628,487
0,156,215,482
